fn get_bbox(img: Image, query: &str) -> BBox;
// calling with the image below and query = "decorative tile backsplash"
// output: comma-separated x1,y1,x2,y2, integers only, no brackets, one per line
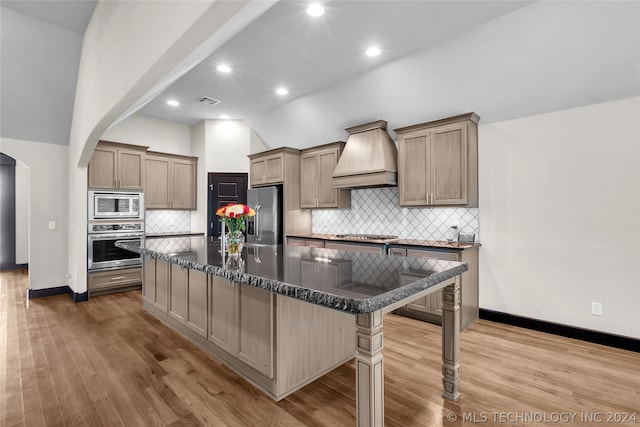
145,210,191,234
312,187,479,241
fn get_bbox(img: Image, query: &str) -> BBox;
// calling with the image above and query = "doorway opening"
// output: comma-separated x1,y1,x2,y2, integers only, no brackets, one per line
207,173,248,237
1,152,28,272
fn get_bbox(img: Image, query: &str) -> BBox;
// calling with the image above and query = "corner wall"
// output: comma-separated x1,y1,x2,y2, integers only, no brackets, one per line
478,97,640,339
1,138,68,289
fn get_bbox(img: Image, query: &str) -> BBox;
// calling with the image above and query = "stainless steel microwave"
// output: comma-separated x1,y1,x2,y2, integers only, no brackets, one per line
88,191,144,220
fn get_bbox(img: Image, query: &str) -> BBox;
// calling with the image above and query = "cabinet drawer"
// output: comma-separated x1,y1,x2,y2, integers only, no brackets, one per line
325,241,384,254
287,237,306,247
406,249,459,261
88,267,142,290
305,240,325,248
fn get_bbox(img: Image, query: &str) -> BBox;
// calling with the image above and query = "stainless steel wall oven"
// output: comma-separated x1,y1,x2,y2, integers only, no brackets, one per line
87,222,144,271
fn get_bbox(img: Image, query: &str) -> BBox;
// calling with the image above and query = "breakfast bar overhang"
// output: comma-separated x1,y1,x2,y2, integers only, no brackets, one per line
117,236,468,427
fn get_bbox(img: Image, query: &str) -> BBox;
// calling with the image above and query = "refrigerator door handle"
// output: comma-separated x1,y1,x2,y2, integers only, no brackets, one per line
254,204,261,242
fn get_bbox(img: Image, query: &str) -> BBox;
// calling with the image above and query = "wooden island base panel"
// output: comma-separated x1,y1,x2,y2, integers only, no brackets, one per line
117,236,468,426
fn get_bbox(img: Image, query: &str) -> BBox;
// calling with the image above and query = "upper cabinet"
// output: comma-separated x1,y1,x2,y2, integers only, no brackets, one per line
249,150,287,187
146,151,197,210
248,147,312,235
300,142,350,209
395,113,479,207
88,141,147,190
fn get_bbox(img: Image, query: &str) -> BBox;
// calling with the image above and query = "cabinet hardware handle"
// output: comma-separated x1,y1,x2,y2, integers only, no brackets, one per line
110,276,125,281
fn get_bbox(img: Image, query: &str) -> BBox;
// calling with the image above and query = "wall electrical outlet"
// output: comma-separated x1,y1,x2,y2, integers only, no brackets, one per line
591,302,603,316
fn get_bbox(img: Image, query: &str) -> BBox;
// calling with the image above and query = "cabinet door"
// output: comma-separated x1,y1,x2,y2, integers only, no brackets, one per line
429,123,467,205
208,276,238,354
169,264,188,324
250,159,267,186
187,269,208,338
300,153,318,208
238,285,274,378
266,155,284,183
88,146,117,189
118,148,145,190
398,131,429,206
145,156,170,208
171,159,197,209
143,256,155,303
316,148,339,207
154,259,170,313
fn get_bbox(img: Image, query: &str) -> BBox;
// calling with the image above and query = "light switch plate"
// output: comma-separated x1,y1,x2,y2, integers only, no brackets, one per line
48,221,56,230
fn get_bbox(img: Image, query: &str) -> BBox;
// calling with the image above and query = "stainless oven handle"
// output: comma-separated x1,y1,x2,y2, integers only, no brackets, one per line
88,234,143,241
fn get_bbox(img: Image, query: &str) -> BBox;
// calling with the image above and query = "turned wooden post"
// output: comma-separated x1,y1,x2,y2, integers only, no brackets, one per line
355,310,384,427
441,280,461,400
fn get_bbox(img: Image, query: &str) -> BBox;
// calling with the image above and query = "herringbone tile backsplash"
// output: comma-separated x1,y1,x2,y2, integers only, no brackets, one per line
312,187,479,241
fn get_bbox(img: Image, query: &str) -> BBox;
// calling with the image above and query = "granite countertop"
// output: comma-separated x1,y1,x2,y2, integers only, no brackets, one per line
116,236,467,315
287,233,479,249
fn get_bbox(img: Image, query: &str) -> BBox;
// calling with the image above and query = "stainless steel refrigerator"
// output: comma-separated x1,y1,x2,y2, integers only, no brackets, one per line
247,186,283,245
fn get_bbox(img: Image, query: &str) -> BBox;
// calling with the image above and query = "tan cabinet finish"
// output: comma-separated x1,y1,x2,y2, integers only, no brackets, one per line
186,269,208,338
145,152,197,209
169,264,188,324
238,285,274,378
249,152,284,186
392,246,478,331
87,266,142,297
143,261,354,402
143,257,170,313
324,241,385,255
396,113,479,207
248,147,312,236
300,142,350,209
208,275,238,354
88,141,146,190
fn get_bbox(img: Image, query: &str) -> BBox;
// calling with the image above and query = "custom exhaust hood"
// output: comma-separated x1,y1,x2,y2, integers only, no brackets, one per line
332,120,398,189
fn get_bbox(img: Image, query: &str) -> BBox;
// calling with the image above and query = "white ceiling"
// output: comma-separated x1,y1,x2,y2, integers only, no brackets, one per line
1,0,96,33
1,0,639,149
139,1,532,125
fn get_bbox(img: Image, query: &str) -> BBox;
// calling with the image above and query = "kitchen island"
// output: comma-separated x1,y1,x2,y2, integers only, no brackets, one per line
117,236,468,427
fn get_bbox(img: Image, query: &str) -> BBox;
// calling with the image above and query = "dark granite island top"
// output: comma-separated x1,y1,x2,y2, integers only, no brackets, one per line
116,235,468,314
116,235,469,426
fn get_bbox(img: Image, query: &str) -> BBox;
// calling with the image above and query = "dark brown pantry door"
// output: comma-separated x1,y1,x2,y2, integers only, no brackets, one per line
208,173,248,237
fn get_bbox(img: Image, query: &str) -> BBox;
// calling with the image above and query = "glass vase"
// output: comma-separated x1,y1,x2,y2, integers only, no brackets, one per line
225,230,245,256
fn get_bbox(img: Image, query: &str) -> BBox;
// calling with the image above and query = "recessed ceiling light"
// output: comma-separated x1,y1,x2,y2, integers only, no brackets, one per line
217,64,231,73
276,87,289,96
220,114,230,119
366,46,381,57
307,3,324,17
167,99,180,106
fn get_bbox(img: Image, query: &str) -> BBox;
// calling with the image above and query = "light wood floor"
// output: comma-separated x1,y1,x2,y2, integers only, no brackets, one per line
1,269,639,427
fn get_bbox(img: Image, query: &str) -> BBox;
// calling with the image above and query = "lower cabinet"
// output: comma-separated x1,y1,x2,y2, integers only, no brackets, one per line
143,256,169,312
391,246,479,331
88,266,142,297
208,275,274,378
142,258,355,401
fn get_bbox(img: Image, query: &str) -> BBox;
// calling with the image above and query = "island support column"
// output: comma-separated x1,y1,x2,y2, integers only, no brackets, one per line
355,310,384,427
441,280,461,400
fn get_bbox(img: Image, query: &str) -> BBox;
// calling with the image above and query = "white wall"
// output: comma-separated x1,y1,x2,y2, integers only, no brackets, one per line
67,1,259,293
478,97,640,339
0,138,68,290
15,159,29,264
205,120,251,173
190,121,207,233
102,114,191,155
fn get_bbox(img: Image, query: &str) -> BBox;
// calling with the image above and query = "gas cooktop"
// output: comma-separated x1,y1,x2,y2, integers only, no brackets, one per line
334,234,399,242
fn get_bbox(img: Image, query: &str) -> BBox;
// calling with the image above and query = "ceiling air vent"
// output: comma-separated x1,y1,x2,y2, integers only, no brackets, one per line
196,96,221,106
